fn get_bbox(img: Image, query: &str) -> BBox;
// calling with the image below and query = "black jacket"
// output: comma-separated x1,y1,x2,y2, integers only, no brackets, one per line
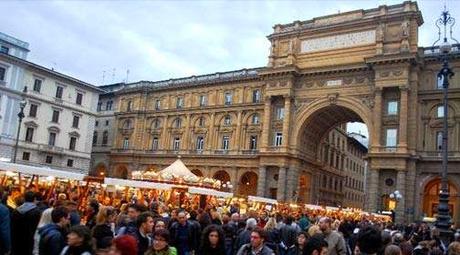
169,221,201,252
11,203,42,255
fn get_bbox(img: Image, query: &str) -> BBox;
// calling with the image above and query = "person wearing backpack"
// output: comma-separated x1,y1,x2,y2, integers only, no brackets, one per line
38,206,71,255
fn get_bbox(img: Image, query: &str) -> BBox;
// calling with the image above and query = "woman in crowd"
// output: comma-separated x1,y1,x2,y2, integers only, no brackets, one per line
108,235,138,255
60,225,94,255
145,229,177,255
85,199,100,230
295,232,308,255
154,219,167,232
92,206,116,251
199,224,225,255
33,207,53,255
263,217,280,254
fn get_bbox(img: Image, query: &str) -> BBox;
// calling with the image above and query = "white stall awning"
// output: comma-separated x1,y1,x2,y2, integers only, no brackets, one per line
248,195,277,204
104,177,172,190
188,187,233,198
0,161,85,181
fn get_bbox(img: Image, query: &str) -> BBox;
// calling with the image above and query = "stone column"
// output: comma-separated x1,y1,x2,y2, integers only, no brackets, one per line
261,96,272,149
405,161,417,223
366,168,380,212
286,167,299,202
398,87,408,150
277,167,287,201
282,96,292,148
232,167,239,195
396,170,406,223
257,166,267,197
372,88,383,149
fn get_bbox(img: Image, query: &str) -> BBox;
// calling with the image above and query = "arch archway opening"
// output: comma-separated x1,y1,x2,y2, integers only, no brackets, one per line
115,165,128,179
238,172,258,197
422,178,458,219
191,169,204,177
213,170,231,184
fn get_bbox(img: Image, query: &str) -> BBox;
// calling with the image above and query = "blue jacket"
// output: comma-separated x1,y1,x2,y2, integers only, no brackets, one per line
38,223,66,255
0,204,11,254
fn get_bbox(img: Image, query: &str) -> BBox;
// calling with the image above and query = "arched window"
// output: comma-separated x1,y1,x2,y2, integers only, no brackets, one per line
251,114,260,124
123,119,132,129
152,119,161,129
198,117,205,127
174,118,182,128
224,115,231,126
127,101,132,111
437,105,444,118
102,131,109,145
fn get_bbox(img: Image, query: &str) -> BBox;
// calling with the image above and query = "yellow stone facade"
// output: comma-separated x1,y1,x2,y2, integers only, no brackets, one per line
91,1,460,224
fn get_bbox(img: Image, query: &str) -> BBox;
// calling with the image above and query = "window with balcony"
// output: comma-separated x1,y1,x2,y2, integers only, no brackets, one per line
196,136,204,151
55,86,63,99
250,135,258,150
224,92,232,105
176,97,184,109
199,95,207,107
387,101,398,115
436,131,443,151
123,137,129,149
69,137,77,150
385,128,397,147
93,131,98,145
25,127,34,142
48,132,57,146
51,110,60,123
437,105,444,118
222,136,230,150
29,104,38,117
76,92,83,105
152,137,159,151
274,132,283,146
251,114,259,124
72,116,80,128
102,131,108,145
33,79,42,92
173,137,181,151
252,90,261,103
275,107,285,120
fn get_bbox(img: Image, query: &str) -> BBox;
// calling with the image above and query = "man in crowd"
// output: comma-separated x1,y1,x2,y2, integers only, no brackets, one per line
169,211,200,255
38,206,70,255
117,203,144,236
11,190,42,255
280,215,300,255
354,226,382,255
304,235,329,255
319,217,346,255
131,211,154,255
236,227,275,255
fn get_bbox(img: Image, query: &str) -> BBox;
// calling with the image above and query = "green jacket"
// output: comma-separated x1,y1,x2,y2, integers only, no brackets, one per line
144,246,177,255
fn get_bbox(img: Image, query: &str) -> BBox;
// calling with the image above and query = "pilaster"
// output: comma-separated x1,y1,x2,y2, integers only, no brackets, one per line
257,166,267,197
277,166,287,201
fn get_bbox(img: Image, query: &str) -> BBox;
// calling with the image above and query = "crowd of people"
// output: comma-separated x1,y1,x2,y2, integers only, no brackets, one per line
1,188,460,255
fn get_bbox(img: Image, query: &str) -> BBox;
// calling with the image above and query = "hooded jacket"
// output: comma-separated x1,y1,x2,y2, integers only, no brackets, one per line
11,202,42,255
38,223,67,255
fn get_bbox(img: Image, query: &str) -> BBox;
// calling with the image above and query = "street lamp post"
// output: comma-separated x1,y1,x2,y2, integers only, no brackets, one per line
432,8,458,234
12,86,27,163
389,190,403,222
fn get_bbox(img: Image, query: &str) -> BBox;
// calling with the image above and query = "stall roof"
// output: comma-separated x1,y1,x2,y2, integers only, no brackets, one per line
188,187,233,198
159,158,197,178
104,177,172,190
0,161,85,181
248,195,278,204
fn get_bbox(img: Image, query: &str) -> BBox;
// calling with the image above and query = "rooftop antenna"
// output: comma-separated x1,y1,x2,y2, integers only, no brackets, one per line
125,69,130,83
102,70,106,85
111,68,116,83
51,62,57,71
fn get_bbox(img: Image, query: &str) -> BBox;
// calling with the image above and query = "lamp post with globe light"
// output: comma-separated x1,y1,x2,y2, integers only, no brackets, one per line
389,190,403,222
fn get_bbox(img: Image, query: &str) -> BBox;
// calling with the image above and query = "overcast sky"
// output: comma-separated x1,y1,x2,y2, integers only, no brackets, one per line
2,0,459,142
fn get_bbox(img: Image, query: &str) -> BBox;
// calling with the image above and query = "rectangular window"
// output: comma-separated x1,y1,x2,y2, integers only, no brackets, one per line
224,92,232,105
55,86,63,99
67,159,74,167
105,120,109,126
222,136,230,150
29,104,38,117
76,92,83,105
437,106,444,118
436,131,443,151
173,137,181,151
22,152,30,161
385,128,397,147
72,116,80,128
387,101,398,115
199,95,207,107
33,79,42,92
176,97,184,109
102,131,108,145
155,99,161,110
0,67,5,81
123,138,129,149
0,46,9,54
196,136,204,150
107,100,113,110
252,90,261,103
45,155,53,164
97,102,102,111
275,107,285,120
51,110,60,123
95,121,99,127
250,135,258,150
48,132,56,146
152,137,159,151
92,132,98,145
69,137,77,150
274,132,283,146
25,127,34,142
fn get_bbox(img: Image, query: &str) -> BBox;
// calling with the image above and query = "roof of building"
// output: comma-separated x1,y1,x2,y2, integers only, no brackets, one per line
0,51,105,93
347,133,368,153
0,32,29,51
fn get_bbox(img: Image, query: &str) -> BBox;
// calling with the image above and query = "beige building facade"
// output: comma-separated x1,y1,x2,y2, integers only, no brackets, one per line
92,1,460,223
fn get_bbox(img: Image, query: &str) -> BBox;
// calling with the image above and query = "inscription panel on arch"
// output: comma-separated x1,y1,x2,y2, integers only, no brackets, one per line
301,30,376,53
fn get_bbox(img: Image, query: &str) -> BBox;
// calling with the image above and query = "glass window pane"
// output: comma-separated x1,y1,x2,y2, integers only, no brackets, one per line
386,129,397,147
387,101,398,115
